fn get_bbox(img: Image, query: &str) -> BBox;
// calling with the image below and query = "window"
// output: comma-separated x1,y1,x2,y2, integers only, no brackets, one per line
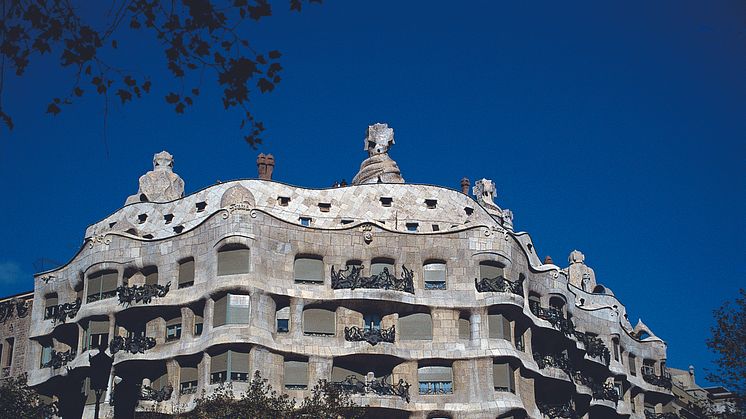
86,270,118,303
299,217,312,226
144,267,158,286
210,350,249,384
493,362,515,393
425,199,437,209
612,338,620,361
363,313,381,330
166,318,182,341
406,222,419,232
399,313,433,340
83,320,109,351
180,366,199,394
276,306,290,333
196,201,207,212
163,214,174,224
479,261,504,280
40,344,53,368
294,257,324,284
44,294,58,320
178,258,195,288
331,365,366,383
318,203,331,212
432,224,440,232
278,196,290,206
418,365,453,394
370,258,395,276
194,314,204,336
217,245,250,276
549,296,566,313
629,354,637,376
3,338,13,368
380,197,393,207
528,292,541,315
458,315,471,340
284,359,309,389
213,294,250,327
424,261,446,290
642,359,656,376
488,313,511,341
303,308,335,336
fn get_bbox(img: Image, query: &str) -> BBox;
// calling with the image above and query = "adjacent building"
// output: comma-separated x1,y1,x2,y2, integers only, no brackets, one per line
11,123,689,418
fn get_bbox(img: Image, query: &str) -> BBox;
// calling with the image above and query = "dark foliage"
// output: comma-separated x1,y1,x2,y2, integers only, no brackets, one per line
0,374,56,418
0,0,322,147
706,288,746,411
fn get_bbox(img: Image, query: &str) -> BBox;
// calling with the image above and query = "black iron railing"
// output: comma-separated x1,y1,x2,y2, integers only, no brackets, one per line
332,375,410,402
474,275,524,296
42,349,77,369
109,335,156,355
46,299,82,324
538,401,579,419
642,366,673,390
117,282,171,306
344,325,395,345
534,352,619,403
574,332,611,365
140,384,173,402
0,298,29,323
530,305,575,336
644,411,679,419
331,265,414,294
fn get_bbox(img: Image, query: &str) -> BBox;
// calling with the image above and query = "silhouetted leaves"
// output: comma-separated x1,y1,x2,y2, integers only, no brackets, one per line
0,0,323,147
707,289,746,412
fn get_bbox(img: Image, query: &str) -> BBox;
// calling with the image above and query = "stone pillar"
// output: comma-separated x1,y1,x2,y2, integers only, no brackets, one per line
290,297,304,339
204,299,214,335
181,307,194,339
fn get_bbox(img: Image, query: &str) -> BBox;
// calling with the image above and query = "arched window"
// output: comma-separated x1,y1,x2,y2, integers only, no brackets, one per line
86,270,118,303
399,312,433,340
43,293,58,320
294,256,324,284
458,313,471,340
549,296,566,315
593,285,606,294
423,261,446,290
371,258,395,276
479,261,504,280
276,306,290,333
217,244,250,276
303,308,335,336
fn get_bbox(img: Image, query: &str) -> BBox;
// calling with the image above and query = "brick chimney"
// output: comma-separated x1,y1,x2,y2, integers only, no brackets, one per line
543,255,554,265
257,153,275,180
460,177,470,195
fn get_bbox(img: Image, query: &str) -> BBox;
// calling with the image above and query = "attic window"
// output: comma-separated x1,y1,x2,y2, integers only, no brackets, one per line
318,203,331,213
163,214,174,224
173,225,184,233
138,214,148,224
406,222,419,232
108,222,117,228
380,197,393,207
196,202,207,212
341,219,354,225
425,199,437,209
299,217,312,227
464,207,474,216
142,234,154,240
527,244,533,253
278,196,290,206
125,228,138,235
432,224,440,232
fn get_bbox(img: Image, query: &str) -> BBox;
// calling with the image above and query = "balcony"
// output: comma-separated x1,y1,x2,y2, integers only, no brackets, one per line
140,384,173,402
45,299,82,324
42,349,77,369
574,332,611,365
530,305,575,336
533,352,572,376
86,290,118,304
109,335,156,355
344,325,395,346
644,411,679,419
331,265,414,294
0,298,29,323
332,375,411,402
590,381,619,403
538,401,578,419
642,366,673,390
474,274,524,296
116,282,171,306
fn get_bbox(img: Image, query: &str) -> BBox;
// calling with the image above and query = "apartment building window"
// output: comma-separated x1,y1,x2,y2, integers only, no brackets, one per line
331,365,365,383
284,359,309,389
612,338,620,361
399,312,433,340
166,318,182,341
194,314,204,336
303,308,335,336
217,245,250,276
213,294,250,327
458,315,471,340
363,313,381,330
418,365,453,395
44,293,59,320
479,261,504,280
40,343,53,368
406,222,419,232
493,362,515,393
370,258,395,276
629,354,637,376
423,261,446,290
528,292,541,315
144,267,159,286
488,312,512,341
210,350,249,384
299,217,312,226
178,258,195,288
180,366,199,394
294,257,324,284
83,319,109,351
86,270,118,303
276,306,290,333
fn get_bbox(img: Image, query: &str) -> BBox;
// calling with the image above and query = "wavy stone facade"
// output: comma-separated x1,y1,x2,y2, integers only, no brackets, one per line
27,125,673,418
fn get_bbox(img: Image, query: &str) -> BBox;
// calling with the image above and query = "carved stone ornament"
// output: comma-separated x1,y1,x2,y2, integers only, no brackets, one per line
352,123,405,185
88,234,111,248
360,224,373,244
125,151,185,205
473,179,499,211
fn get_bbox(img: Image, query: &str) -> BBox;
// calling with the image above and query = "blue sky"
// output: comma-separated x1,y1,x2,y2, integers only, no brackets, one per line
0,1,744,385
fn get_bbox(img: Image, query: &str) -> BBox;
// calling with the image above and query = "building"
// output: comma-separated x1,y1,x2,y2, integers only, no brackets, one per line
0,291,33,380
20,123,679,418
663,366,738,419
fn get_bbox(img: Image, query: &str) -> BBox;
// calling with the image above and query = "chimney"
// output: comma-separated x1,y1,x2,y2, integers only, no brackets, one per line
543,255,554,265
460,177,470,195
257,153,275,180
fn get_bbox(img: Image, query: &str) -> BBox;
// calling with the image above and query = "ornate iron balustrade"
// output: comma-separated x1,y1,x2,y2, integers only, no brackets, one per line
331,375,410,402
642,366,673,390
117,282,171,306
42,349,77,369
644,411,679,419
47,299,82,324
530,305,575,336
538,401,579,419
534,352,572,376
109,335,156,355
331,265,414,294
141,384,173,402
0,298,29,323
535,352,618,404
474,275,524,296
574,332,611,365
344,325,395,345
591,381,619,403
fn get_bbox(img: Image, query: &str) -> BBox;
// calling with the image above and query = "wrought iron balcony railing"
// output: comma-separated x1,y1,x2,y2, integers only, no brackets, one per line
0,298,29,323
574,332,611,366
332,375,410,402
534,352,572,376
474,275,524,296
591,381,619,403
642,366,673,390
331,265,414,294
46,299,82,324
117,282,171,306
538,401,579,419
530,305,575,336
109,335,156,355
534,352,619,404
344,325,395,345
42,349,77,369
140,384,173,402
644,411,679,419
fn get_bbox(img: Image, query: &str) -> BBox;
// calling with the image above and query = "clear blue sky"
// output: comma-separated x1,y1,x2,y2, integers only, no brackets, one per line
0,1,743,386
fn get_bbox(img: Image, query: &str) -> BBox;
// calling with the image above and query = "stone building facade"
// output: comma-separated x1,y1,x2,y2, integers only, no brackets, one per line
0,291,33,381
24,124,676,418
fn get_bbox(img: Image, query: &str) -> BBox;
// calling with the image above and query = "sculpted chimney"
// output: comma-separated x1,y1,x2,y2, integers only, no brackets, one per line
460,177,470,195
257,153,275,180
